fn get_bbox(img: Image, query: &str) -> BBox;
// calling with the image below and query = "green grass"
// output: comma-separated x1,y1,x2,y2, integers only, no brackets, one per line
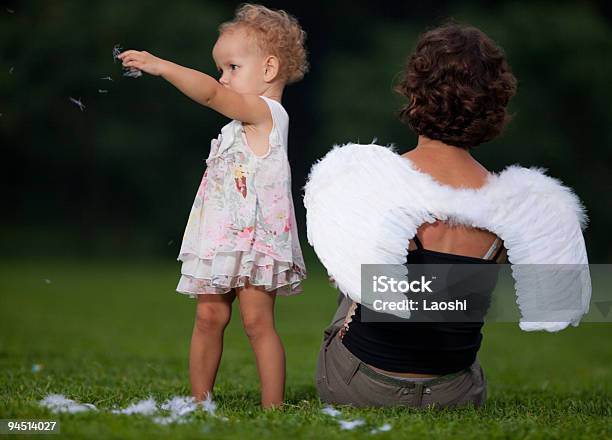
0,256,610,439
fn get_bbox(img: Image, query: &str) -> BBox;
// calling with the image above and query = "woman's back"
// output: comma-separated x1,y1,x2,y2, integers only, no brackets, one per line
340,147,507,375
403,146,507,263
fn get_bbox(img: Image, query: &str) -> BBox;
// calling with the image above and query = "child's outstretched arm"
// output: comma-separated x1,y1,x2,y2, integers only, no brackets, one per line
117,50,270,124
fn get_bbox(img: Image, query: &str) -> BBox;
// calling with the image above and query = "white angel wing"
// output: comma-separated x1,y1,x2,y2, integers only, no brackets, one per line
303,143,434,304
486,166,591,332
304,143,592,332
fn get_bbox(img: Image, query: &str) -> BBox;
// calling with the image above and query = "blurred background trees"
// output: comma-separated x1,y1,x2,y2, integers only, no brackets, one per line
1,0,610,262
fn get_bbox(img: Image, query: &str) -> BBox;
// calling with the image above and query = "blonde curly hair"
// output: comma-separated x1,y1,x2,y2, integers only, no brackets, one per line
219,3,309,84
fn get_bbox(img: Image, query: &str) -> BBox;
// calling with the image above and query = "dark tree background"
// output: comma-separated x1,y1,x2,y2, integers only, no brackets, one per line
1,0,611,262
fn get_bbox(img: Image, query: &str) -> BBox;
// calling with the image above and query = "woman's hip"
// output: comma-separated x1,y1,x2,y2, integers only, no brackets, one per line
315,326,487,409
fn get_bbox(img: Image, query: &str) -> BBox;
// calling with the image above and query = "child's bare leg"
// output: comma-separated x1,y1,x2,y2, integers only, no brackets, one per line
236,283,285,409
189,289,236,401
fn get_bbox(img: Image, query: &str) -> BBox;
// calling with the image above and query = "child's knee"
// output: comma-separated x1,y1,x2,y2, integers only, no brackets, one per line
195,302,231,333
241,314,273,340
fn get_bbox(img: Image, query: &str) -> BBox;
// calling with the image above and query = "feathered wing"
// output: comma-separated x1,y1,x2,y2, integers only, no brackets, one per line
303,143,434,304
485,166,591,332
304,144,592,332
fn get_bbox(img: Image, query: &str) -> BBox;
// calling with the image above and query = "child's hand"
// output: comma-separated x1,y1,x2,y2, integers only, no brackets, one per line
117,50,166,76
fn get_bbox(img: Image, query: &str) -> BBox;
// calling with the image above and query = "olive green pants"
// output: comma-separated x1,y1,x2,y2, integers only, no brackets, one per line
315,293,488,408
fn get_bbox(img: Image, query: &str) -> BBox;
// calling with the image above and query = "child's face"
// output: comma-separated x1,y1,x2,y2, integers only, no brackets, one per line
212,27,268,95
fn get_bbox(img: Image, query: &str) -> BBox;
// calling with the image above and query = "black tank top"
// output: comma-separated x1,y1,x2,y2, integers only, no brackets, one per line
341,235,504,375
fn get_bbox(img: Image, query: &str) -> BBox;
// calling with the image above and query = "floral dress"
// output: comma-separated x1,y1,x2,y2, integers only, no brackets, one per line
176,96,307,297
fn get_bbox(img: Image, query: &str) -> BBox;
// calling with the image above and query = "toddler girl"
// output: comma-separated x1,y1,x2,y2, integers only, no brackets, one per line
117,3,308,409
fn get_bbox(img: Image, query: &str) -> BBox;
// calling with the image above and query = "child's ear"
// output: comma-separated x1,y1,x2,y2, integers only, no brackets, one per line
263,55,280,82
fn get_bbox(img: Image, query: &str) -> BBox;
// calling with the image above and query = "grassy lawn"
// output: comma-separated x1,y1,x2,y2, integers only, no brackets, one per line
0,254,610,439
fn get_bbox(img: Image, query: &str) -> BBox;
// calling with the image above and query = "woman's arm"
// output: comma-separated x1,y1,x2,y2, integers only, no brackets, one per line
117,50,269,124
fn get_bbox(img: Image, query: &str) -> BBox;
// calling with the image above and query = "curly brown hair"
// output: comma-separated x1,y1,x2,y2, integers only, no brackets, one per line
395,22,517,149
219,3,309,84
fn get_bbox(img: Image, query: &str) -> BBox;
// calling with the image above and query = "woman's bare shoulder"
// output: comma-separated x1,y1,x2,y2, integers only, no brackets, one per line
401,149,491,190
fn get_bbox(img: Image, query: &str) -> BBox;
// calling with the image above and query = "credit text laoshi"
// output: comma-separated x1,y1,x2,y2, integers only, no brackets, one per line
371,275,467,311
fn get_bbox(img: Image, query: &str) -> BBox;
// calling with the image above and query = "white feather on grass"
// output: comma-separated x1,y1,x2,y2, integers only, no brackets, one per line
40,393,220,424
370,423,392,434
338,419,366,430
39,394,97,413
320,406,341,417
111,397,157,415
199,392,217,415
161,396,201,417
152,395,211,425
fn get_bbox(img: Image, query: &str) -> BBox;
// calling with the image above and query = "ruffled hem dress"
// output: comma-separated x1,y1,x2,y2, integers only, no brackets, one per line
176,96,307,298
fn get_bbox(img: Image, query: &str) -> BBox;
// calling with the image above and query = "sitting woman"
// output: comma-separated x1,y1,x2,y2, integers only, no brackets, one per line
303,22,591,408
